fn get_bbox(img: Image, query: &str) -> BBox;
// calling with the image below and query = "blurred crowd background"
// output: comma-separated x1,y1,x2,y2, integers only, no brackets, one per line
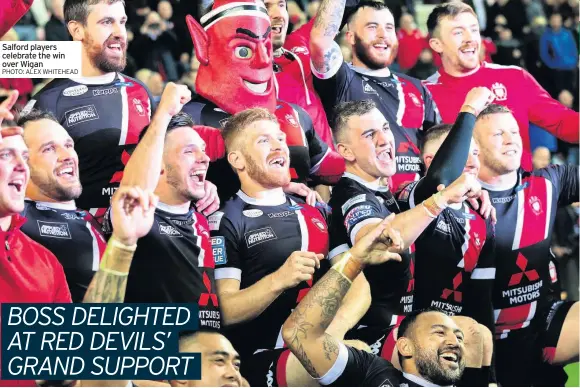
0,0,578,300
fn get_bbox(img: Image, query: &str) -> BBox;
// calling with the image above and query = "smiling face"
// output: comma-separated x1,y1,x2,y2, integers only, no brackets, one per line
430,11,481,74
195,11,276,114
475,112,522,176
0,135,29,217
23,118,82,202
347,6,398,70
264,0,289,51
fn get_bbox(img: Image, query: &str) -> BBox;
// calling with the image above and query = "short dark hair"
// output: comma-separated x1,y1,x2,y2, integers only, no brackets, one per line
222,108,278,153
476,103,512,121
419,123,453,156
64,0,125,25
138,111,195,143
17,109,59,128
333,99,378,143
426,2,477,36
397,309,439,365
345,0,388,27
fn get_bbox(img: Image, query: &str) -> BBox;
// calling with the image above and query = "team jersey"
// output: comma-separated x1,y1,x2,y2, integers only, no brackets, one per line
397,180,496,332
319,343,434,387
274,18,334,148
312,53,440,191
209,190,330,357
328,173,414,328
481,166,578,339
102,202,221,331
424,62,580,171
23,73,154,222
182,98,342,202
20,200,107,303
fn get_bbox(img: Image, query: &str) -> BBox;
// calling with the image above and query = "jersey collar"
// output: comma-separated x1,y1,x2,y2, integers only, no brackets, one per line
157,201,192,214
343,172,389,192
237,189,287,206
27,199,76,211
348,63,391,78
478,170,519,191
403,372,452,387
71,72,117,85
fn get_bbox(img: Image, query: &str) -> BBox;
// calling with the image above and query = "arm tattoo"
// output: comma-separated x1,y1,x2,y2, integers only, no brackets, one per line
312,45,341,74
323,334,339,361
83,271,128,303
314,0,346,37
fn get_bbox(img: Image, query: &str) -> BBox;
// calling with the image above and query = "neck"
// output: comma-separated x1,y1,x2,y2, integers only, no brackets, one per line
239,176,285,200
345,164,382,185
81,50,106,77
26,187,75,207
441,57,480,78
351,54,392,77
0,215,11,232
478,167,518,190
154,184,191,208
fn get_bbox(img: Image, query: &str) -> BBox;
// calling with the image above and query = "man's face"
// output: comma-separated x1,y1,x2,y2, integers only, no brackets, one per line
475,113,522,176
410,312,466,386
158,0,173,21
341,108,396,179
238,119,291,189
162,127,210,202
82,1,128,73
196,15,276,114
24,119,82,202
264,0,289,51
550,13,562,30
348,7,398,70
0,135,29,217
432,12,481,72
180,333,243,387
400,14,416,32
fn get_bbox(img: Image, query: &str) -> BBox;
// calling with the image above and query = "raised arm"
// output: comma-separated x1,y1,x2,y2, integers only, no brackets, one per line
310,0,345,74
120,83,191,190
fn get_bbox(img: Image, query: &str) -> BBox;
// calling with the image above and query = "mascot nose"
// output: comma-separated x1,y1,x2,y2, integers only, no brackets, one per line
254,42,271,67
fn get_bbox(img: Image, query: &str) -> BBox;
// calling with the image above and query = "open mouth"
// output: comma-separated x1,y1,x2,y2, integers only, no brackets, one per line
373,43,389,53
56,166,76,180
268,156,287,169
377,146,394,163
439,351,460,367
106,42,124,53
460,47,477,57
272,24,284,34
243,79,269,94
8,177,24,194
189,169,207,186
503,150,518,156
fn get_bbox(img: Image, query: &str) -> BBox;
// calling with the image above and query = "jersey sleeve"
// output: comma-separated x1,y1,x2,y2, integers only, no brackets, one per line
523,69,579,143
396,180,420,211
318,343,396,386
421,84,441,130
341,192,387,245
209,211,242,282
538,164,579,206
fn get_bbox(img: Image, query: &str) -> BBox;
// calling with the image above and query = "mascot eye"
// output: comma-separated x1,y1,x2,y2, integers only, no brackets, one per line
235,46,253,59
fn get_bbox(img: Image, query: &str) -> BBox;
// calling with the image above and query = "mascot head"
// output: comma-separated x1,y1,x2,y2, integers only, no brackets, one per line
187,0,277,114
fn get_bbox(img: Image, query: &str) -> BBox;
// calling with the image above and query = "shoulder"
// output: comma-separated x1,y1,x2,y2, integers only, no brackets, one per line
423,71,442,86
482,62,526,76
32,78,71,98
209,197,246,232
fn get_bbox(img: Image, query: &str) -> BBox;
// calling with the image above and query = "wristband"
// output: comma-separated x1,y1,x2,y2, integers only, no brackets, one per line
110,236,137,252
421,203,437,218
100,237,137,274
460,104,478,116
332,252,364,283
423,193,446,218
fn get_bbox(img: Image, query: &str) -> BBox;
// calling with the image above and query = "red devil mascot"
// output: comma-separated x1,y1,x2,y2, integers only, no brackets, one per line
181,0,344,201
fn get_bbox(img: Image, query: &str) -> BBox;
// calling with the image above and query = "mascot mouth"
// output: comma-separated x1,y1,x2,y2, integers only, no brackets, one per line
243,79,269,94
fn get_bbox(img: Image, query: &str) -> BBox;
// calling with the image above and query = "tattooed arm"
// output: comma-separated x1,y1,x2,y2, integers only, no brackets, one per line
309,0,345,74
83,186,158,303
282,215,403,378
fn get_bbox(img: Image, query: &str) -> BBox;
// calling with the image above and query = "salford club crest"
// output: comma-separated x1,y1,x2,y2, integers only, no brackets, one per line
491,82,507,101
133,98,145,116
529,195,542,215
285,114,299,127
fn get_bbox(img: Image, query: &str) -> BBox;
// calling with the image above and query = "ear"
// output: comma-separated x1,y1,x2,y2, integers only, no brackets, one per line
169,380,188,387
429,37,443,54
337,143,355,162
396,337,414,359
345,30,355,46
67,20,84,42
423,153,434,170
186,15,209,65
227,151,245,171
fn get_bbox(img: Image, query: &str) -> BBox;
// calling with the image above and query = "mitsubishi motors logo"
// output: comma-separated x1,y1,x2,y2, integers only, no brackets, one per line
199,271,219,306
508,253,539,286
441,272,462,302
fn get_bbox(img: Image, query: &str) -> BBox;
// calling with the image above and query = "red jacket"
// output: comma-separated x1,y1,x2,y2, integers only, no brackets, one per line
396,29,428,70
0,78,34,108
275,18,335,149
0,0,32,38
424,62,579,170
0,214,71,387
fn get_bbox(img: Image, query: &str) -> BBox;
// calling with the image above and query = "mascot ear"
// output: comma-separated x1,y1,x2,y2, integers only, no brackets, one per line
186,15,209,65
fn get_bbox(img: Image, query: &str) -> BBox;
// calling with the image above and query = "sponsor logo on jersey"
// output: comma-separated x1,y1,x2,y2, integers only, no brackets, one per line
369,335,385,355
288,205,303,211
266,362,274,387
529,195,542,215
491,82,507,101
243,209,264,218
268,210,293,218
114,81,134,87
492,194,516,204
208,211,224,231
285,113,299,127
65,104,99,127
93,87,119,96
344,205,373,229
363,82,377,95
62,85,88,97
515,181,529,192
61,212,83,220
37,221,72,239
133,98,145,116
378,81,394,88
159,222,182,237
463,212,476,220
291,46,309,55
341,194,366,214
435,219,451,234
211,236,227,265
378,379,393,387
408,92,421,107
34,203,57,212
245,227,277,247
312,218,326,231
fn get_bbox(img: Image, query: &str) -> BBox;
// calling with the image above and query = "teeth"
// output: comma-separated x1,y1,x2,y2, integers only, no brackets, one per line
270,157,285,166
377,149,392,161
10,179,23,186
441,353,458,361
244,80,268,94
58,167,73,176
